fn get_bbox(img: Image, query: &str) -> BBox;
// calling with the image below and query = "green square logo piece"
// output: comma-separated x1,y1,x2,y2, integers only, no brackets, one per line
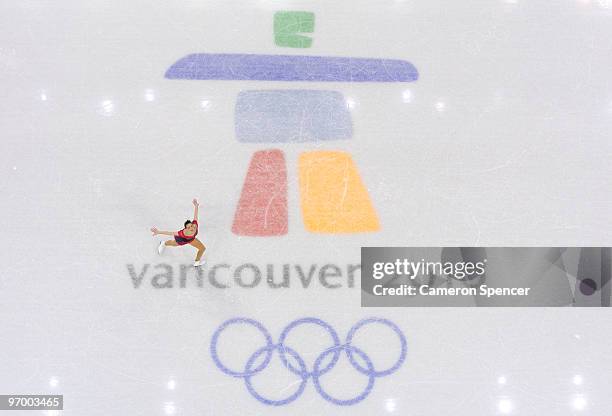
274,11,315,48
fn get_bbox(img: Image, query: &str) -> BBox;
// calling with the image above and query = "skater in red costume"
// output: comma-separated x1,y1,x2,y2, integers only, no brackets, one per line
151,199,206,267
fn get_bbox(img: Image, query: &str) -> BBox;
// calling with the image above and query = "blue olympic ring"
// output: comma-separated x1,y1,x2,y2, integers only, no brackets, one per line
244,344,308,406
278,317,341,377
210,317,274,377
210,317,407,406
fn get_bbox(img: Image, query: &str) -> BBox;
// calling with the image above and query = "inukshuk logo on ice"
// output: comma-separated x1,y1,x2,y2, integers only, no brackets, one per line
165,11,418,236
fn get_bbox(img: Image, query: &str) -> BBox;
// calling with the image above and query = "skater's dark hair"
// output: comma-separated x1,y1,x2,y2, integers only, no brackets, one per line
184,220,192,228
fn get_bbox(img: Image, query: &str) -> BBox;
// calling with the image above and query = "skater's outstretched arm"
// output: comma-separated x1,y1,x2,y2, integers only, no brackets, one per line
192,198,199,221
150,227,177,236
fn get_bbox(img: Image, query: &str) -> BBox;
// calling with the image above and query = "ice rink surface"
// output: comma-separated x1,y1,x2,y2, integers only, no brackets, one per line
2,0,612,414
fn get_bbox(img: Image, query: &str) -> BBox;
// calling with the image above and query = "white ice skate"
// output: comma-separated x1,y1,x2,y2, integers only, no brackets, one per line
193,260,206,267
158,241,166,255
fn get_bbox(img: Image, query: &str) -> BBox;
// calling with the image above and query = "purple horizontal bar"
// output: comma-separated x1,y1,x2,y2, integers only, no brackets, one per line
165,53,418,82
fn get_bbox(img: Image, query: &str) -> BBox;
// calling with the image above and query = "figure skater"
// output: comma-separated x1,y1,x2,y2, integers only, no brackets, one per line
151,199,206,267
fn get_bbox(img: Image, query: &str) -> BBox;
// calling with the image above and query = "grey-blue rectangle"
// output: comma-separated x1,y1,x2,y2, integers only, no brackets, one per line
235,90,352,143
361,247,612,307
0,395,63,410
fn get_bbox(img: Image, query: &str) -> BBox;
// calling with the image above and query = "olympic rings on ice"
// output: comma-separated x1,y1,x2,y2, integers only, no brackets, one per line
210,317,407,406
